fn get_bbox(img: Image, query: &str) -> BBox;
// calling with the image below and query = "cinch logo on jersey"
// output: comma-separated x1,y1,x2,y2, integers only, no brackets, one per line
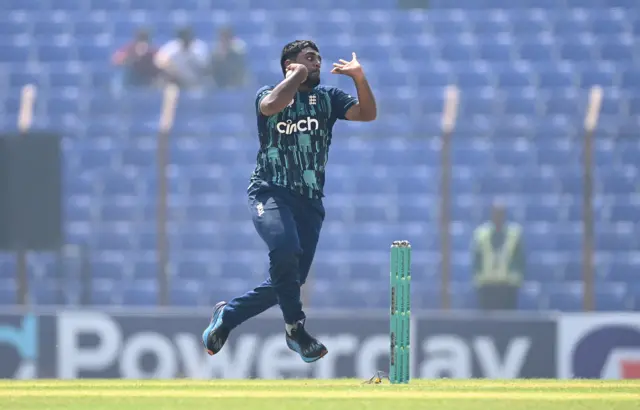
558,314,640,379
276,117,319,135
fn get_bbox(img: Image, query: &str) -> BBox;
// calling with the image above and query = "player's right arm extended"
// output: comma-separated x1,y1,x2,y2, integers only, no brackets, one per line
259,65,307,116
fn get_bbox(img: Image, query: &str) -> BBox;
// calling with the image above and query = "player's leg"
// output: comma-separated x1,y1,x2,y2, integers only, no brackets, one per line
202,275,278,356
223,189,327,362
216,202,322,329
202,278,279,356
296,198,324,287
284,197,328,362
203,188,306,356
218,279,277,330
248,190,306,323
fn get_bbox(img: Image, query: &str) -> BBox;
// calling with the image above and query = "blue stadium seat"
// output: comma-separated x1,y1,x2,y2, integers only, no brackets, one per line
0,44,30,62
91,279,119,305
94,225,134,251
558,40,595,62
518,41,556,62
496,69,534,88
173,258,212,281
131,253,158,279
0,17,28,36
170,279,203,307
412,280,441,310
518,283,542,311
91,254,128,280
546,282,584,312
77,44,109,62
600,38,635,62
0,280,17,305
471,16,509,36
591,15,627,36
122,279,158,306
31,279,64,305
595,283,630,311
450,282,476,310
478,41,514,62
551,13,590,38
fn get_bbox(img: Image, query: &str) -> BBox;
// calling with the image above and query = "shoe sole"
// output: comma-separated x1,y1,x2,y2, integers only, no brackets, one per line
286,338,329,363
202,301,227,356
301,348,328,363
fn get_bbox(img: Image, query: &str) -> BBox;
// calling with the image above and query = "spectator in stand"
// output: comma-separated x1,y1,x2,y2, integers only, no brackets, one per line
472,201,526,311
111,28,160,92
209,26,249,89
154,27,210,90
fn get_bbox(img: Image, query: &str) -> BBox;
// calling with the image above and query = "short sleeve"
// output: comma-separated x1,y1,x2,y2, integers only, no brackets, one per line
255,85,274,116
158,40,179,59
329,86,358,120
192,40,210,65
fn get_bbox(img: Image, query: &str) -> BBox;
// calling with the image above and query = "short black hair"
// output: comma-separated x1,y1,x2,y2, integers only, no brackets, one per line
136,28,150,42
280,40,319,75
177,27,193,41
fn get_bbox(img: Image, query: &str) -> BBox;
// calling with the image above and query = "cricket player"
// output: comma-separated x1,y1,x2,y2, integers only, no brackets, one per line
202,40,377,363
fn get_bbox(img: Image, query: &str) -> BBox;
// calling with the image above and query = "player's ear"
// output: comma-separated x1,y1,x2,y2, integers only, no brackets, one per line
282,60,292,76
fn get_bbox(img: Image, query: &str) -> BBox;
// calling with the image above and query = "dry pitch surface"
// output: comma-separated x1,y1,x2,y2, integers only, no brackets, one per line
1,379,638,410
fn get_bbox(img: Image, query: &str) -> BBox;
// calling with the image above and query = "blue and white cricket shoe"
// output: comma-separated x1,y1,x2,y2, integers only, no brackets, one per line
202,301,231,356
285,319,328,363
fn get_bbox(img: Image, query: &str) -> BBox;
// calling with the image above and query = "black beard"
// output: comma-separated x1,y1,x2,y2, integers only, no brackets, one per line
303,75,320,88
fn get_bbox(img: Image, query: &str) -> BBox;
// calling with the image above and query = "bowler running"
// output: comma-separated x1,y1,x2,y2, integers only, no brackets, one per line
202,40,377,363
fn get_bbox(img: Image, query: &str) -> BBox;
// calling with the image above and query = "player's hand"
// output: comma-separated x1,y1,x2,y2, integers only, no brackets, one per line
331,52,364,79
286,63,308,81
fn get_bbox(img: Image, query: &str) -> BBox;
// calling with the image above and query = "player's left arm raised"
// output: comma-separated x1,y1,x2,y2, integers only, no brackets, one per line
332,52,377,122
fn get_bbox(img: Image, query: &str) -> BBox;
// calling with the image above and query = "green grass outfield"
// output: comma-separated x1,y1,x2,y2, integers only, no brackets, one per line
0,379,638,410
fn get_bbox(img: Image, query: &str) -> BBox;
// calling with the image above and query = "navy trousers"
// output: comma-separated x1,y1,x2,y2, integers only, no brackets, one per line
222,184,325,328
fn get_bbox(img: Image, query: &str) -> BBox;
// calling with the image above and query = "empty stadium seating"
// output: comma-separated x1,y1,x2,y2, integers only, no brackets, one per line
0,0,638,311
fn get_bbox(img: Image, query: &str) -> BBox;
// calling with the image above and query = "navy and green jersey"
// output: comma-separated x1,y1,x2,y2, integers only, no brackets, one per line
248,84,358,199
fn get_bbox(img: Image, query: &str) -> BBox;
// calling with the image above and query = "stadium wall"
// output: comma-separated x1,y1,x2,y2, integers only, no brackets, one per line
0,309,638,380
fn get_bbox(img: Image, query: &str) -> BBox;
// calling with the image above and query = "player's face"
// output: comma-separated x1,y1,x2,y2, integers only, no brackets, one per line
492,207,505,229
295,47,322,88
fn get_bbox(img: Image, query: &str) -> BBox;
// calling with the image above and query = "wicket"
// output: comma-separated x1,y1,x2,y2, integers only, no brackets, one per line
389,240,411,384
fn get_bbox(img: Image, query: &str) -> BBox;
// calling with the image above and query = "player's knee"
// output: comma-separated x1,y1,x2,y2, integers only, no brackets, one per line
271,250,299,269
